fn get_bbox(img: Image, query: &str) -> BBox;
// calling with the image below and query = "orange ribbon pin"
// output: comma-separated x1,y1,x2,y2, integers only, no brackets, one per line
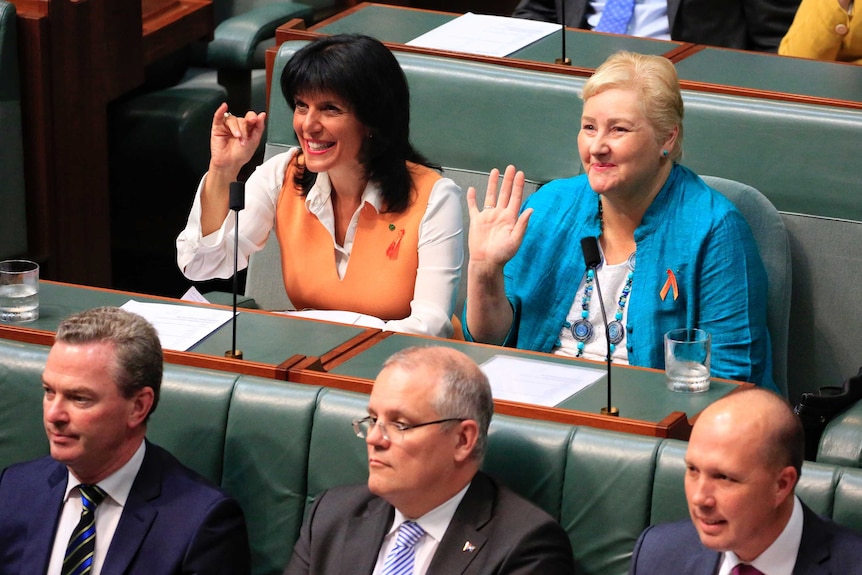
660,269,679,301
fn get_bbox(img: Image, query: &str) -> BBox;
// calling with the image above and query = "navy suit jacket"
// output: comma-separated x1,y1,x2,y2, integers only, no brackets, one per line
283,471,576,575
0,440,251,575
512,0,801,52
629,502,862,574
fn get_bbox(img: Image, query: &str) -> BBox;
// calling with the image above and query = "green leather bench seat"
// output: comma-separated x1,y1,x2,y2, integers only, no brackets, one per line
3,338,862,575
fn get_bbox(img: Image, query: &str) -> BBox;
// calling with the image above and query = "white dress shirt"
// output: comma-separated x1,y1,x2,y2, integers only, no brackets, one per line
177,149,463,338
718,495,804,575
372,483,470,575
47,442,146,575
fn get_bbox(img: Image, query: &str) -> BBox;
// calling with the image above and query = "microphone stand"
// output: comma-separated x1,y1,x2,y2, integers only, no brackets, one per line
581,237,619,416
225,181,245,360
591,269,619,417
555,0,572,65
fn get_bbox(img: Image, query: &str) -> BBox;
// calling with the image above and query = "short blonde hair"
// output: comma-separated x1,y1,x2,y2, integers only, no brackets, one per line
582,51,684,161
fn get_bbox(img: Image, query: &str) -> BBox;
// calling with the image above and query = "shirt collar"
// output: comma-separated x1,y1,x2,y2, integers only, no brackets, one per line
303,172,384,215
64,440,147,508
389,482,471,545
721,495,803,575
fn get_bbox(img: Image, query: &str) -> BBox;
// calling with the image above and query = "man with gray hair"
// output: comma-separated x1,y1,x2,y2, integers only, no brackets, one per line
284,346,574,574
0,306,251,574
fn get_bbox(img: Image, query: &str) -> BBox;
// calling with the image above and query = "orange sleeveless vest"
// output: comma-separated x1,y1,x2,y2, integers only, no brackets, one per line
275,160,440,320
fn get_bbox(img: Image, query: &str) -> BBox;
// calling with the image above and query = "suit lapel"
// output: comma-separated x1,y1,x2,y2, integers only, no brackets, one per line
101,442,161,575
343,496,393,575
427,473,493,575
793,504,830,575
22,463,68,573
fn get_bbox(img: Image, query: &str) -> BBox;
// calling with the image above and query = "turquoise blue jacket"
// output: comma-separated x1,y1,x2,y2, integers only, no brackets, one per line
465,164,775,390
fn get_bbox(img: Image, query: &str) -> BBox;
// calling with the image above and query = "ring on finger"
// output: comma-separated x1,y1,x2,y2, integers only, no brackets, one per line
223,111,233,121
483,204,495,209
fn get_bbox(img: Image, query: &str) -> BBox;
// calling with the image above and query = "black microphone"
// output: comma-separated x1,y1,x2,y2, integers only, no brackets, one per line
580,236,619,416
225,181,245,360
555,0,572,65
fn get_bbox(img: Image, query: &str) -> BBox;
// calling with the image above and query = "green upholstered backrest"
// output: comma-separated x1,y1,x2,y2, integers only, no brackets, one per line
268,41,584,184
819,401,862,468
146,364,239,485
303,387,370,504
702,176,792,397
0,0,27,259
0,340,50,470
222,376,321,575
561,427,663,574
483,414,573,520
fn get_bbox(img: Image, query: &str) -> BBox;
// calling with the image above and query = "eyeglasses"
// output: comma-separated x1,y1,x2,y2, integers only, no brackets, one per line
352,415,465,442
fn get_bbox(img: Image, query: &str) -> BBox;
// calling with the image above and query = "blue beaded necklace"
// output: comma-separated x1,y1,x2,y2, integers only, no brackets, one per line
570,200,635,358
570,253,635,357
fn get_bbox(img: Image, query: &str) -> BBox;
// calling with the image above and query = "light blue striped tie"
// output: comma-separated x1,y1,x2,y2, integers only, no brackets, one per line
62,484,107,575
594,0,636,34
381,521,425,575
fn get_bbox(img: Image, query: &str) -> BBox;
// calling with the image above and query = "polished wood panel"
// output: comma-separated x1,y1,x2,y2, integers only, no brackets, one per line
11,0,213,287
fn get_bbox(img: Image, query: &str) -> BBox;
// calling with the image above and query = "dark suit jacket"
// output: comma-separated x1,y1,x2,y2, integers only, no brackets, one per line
512,0,801,52
283,471,576,575
0,440,251,575
628,502,862,574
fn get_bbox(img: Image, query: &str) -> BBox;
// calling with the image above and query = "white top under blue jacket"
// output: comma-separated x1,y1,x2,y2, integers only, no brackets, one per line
464,163,775,390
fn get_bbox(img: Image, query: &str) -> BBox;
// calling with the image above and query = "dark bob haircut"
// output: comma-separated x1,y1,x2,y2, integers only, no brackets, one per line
280,34,437,213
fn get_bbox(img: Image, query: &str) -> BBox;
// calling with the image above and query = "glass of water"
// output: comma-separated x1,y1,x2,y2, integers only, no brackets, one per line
0,260,40,323
664,328,711,392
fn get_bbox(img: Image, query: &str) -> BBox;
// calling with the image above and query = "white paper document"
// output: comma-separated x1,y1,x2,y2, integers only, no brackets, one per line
480,355,605,406
121,300,235,351
407,12,560,57
280,309,386,329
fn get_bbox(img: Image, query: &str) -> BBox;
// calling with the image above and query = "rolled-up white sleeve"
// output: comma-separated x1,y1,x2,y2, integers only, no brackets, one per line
176,150,297,280
385,177,463,338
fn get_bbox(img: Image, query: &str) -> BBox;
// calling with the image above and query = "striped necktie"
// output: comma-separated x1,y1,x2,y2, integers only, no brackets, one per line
381,521,425,575
62,484,108,575
594,0,636,34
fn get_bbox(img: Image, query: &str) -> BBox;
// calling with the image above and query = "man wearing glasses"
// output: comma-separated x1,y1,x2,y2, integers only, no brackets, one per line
283,346,575,575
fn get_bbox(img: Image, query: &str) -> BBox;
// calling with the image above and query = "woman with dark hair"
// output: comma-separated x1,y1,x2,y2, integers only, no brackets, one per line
177,35,463,337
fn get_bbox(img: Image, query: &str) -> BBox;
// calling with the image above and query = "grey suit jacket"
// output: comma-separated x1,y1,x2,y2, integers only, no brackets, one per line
628,502,862,574
512,0,801,52
0,440,251,575
283,471,576,575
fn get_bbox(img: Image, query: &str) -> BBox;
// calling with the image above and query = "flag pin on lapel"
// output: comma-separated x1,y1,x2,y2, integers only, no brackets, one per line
462,541,476,553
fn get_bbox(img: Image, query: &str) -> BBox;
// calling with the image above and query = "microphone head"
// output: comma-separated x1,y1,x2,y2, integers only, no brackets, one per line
229,181,245,211
581,236,602,268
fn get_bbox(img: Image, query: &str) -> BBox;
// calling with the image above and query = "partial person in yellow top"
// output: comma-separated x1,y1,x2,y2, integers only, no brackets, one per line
779,0,862,64
176,34,463,338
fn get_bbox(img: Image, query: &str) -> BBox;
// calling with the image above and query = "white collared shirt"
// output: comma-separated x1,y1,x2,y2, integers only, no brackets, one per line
717,495,804,575
301,170,385,279
372,483,471,575
47,441,147,575
587,0,671,39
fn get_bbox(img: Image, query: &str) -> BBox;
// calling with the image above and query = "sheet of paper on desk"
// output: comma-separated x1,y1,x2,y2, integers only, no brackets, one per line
480,355,605,406
406,12,560,57
121,300,235,351
281,309,386,329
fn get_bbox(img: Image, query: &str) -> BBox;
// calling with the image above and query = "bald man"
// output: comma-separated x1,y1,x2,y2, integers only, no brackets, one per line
283,346,575,575
629,388,862,574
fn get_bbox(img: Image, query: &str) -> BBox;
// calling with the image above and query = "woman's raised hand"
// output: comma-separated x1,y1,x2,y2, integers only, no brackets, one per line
209,102,267,176
466,165,533,269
